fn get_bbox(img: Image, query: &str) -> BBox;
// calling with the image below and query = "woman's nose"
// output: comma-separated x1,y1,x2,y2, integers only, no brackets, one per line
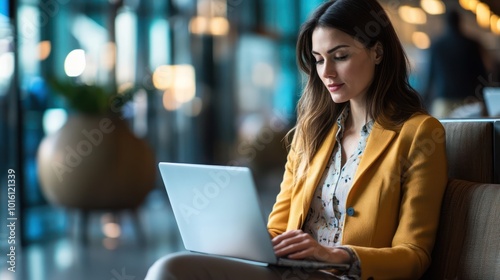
322,61,337,78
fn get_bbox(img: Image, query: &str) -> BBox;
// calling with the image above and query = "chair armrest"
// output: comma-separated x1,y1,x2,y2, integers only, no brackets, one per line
423,179,500,279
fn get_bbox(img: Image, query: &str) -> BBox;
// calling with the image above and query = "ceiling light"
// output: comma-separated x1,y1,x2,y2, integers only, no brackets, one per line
412,31,431,49
491,14,500,35
399,6,427,24
420,0,446,15
476,2,491,29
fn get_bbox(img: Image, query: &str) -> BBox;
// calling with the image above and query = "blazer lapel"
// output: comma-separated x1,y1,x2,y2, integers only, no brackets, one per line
352,122,396,186
299,123,339,223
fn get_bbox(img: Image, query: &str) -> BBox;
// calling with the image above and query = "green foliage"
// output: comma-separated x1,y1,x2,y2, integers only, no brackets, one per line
49,79,135,115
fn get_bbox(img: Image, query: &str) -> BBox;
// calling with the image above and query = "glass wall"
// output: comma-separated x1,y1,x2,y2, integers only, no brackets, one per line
1,0,20,249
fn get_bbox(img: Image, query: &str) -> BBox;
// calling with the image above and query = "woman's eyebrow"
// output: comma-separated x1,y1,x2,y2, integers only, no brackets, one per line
311,44,349,55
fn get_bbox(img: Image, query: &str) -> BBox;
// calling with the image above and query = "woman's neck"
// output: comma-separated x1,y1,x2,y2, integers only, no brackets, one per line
346,101,369,132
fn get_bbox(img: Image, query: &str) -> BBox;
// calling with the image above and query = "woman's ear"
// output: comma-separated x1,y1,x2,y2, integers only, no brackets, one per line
373,42,383,64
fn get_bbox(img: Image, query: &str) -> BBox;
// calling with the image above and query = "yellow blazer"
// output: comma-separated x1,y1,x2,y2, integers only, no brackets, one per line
267,114,448,280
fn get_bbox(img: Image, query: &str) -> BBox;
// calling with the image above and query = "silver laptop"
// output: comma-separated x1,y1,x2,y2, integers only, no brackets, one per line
484,87,500,117
158,162,349,270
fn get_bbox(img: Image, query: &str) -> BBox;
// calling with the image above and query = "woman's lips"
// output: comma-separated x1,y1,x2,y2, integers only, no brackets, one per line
327,83,344,92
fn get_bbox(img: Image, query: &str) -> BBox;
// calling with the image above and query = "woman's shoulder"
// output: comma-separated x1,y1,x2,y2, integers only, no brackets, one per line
404,113,442,126
375,113,443,132
399,113,445,136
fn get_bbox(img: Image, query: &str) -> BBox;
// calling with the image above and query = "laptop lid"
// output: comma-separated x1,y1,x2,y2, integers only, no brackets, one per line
484,87,500,117
158,162,278,264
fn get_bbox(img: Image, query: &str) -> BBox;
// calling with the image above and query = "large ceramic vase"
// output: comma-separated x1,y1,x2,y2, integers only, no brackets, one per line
37,114,156,210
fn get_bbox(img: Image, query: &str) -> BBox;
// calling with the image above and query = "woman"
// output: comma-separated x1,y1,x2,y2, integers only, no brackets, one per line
146,0,447,279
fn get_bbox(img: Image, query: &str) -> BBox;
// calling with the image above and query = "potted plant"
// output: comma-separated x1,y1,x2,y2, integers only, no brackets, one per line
36,80,156,211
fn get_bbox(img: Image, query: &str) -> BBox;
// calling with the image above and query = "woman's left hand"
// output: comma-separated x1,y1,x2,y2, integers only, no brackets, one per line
272,230,349,263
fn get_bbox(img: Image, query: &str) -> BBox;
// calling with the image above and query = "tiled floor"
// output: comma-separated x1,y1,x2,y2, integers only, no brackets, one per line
1,184,280,280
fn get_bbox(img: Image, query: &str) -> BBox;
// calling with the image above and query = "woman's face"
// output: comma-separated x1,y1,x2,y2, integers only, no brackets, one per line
311,26,381,105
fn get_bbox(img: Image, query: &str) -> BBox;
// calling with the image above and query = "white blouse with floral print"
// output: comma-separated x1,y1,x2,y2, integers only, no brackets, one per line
302,106,373,279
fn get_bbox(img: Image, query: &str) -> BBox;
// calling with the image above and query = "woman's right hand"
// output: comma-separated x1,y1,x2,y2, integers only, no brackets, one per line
272,230,351,265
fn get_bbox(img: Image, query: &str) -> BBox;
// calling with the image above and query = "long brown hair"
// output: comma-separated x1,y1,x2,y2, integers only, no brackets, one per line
289,0,425,176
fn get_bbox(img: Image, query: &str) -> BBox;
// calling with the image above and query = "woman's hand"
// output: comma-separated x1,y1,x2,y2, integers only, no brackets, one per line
272,230,351,264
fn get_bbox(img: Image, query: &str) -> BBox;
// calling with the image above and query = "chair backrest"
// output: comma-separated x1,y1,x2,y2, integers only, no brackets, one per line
440,119,500,183
423,119,500,279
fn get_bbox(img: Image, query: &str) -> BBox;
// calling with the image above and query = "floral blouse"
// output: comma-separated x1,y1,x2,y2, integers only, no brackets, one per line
302,107,373,279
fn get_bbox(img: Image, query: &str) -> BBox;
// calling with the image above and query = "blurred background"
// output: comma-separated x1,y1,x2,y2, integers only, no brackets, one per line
0,0,499,279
